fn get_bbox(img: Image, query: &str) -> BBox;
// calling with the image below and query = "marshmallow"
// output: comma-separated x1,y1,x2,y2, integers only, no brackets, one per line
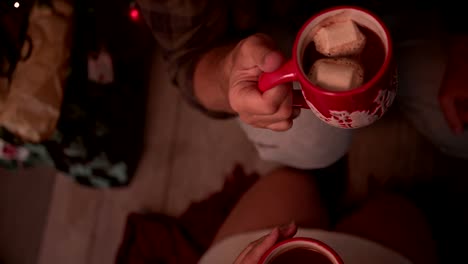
312,19,366,57
308,58,364,92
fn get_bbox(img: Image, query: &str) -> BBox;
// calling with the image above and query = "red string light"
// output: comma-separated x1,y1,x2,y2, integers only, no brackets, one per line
129,7,140,21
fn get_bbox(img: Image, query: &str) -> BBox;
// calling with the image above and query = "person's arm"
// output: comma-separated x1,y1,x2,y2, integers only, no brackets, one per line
137,0,234,118
439,34,468,134
193,44,236,113
138,0,298,131
436,1,468,133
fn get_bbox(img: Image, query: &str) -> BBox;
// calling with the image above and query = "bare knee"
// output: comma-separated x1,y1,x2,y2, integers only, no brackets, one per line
261,167,317,189
255,167,329,227
214,167,329,243
335,193,438,264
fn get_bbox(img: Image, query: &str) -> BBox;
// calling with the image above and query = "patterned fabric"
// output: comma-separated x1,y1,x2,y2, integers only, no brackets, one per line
46,131,130,188
0,127,129,188
137,0,233,118
0,129,54,170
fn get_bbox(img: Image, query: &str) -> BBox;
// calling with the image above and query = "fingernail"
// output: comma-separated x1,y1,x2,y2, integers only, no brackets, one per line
261,51,273,66
279,221,295,232
292,108,301,119
269,227,279,236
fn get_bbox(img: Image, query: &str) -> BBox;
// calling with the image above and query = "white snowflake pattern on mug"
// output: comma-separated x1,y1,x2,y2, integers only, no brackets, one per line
305,88,396,129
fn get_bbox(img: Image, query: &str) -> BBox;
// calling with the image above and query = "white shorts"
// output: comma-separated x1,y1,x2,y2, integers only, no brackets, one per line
199,228,412,264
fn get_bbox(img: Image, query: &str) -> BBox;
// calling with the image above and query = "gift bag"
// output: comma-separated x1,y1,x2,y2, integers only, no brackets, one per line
0,0,73,143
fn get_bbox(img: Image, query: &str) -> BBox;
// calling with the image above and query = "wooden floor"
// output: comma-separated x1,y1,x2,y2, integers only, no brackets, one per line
0,48,278,264
1,47,467,264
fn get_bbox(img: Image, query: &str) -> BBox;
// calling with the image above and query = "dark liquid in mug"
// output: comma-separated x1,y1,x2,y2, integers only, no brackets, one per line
302,24,386,88
268,247,334,264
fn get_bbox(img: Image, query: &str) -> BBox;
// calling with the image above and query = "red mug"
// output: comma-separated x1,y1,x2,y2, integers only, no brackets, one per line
259,237,344,264
258,6,397,129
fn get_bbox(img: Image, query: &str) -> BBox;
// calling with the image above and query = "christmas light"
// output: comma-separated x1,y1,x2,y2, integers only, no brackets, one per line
129,8,140,21
14,2,20,8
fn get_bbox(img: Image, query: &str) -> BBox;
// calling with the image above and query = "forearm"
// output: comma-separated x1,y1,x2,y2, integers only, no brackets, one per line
193,43,236,114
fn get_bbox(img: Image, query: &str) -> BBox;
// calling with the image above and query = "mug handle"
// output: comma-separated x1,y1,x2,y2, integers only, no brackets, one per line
258,60,309,109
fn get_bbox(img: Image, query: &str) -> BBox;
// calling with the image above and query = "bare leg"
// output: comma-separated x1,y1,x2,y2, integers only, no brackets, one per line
335,193,438,264
213,167,329,244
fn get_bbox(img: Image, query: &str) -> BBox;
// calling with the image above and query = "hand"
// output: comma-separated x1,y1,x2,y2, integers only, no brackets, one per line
439,36,468,134
223,34,299,131
233,222,297,264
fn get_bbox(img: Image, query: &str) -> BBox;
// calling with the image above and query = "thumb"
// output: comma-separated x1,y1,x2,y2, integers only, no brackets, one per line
278,222,298,240
243,34,284,72
246,228,280,262
259,51,285,73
